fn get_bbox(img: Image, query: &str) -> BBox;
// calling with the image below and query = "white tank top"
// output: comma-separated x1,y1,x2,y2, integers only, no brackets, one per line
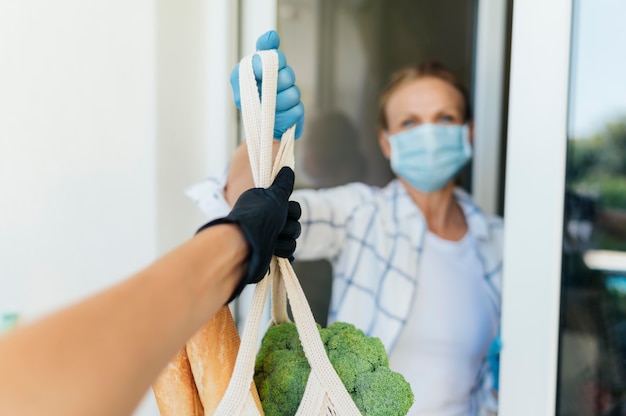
389,231,497,416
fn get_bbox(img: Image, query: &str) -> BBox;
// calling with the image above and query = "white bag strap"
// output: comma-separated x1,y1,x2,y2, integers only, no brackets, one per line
238,50,295,187
215,49,360,416
213,49,293,416
280,259,362,415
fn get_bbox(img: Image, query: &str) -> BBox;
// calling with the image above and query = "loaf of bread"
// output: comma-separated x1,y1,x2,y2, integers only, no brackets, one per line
153,305,263,415
153,347,204,416
186,305,263,414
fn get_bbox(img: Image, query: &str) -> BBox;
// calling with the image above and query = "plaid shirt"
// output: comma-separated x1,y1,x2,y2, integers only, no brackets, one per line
187,177,503,415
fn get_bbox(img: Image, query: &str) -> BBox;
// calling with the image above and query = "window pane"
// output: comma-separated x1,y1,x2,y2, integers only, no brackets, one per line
559,1,626,414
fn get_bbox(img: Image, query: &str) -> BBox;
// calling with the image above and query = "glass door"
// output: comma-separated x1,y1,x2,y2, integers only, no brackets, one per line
502,0,626,414
557,1,626,414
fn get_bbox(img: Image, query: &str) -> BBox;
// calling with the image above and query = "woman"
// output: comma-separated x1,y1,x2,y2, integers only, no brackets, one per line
196,30,502,415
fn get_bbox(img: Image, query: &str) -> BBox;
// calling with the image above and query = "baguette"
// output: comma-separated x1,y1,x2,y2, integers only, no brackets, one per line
152,347,204,416
186,305,263,414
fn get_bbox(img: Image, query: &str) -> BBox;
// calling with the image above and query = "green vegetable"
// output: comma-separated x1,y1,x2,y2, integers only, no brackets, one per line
254,322,414,416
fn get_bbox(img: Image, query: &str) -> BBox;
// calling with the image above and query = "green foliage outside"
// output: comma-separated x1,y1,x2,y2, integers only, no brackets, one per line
568,116,626,251
568,115,626,210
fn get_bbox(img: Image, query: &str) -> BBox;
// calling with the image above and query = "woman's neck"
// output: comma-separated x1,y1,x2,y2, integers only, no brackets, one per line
399,178,468,241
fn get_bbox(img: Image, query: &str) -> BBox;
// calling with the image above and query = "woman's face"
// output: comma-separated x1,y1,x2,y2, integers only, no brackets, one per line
378,76,468,159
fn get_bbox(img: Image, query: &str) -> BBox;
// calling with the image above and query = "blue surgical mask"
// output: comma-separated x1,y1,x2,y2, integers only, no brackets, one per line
387,123,472,192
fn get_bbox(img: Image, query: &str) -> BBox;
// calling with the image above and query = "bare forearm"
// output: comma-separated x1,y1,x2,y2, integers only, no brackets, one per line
225,140,281,206
0,224,247,416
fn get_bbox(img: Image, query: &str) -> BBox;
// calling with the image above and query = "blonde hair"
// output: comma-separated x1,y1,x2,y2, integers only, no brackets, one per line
377,60,472,131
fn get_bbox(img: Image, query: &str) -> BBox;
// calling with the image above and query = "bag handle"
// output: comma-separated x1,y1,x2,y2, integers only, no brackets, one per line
238,49,294,325
215,49,360,416
214,49,294,415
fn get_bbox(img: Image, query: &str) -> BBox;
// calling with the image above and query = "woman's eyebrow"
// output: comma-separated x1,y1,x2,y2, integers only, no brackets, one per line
435,104,463,111
433,106,464,115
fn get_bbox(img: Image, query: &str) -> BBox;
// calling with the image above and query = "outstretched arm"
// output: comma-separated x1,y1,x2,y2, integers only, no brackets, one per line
0,167,300,416
0,224,246,416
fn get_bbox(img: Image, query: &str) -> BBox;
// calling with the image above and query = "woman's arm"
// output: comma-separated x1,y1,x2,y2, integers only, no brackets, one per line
225,140,281,205
292,183,374,261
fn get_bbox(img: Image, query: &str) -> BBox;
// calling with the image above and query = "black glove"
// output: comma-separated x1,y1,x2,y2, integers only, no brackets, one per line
197,167,301,303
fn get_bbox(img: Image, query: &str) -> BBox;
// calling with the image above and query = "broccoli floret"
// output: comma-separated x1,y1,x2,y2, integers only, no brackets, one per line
324,323,387,393
254,321,414,416
353,367,414,416
254,323,310,416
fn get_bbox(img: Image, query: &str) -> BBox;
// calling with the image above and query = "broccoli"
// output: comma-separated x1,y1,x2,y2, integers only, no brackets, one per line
254,322,414,416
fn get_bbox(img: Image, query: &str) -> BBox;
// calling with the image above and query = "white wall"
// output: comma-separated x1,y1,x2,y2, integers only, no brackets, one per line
157,0,238,254
0,0,157,318
0,1,236,414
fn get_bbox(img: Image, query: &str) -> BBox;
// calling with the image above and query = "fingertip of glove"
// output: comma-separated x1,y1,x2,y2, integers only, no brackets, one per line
270,167,295,199
276,166,295,185
256,30,280,50
288,200,302,219
253,50,288,81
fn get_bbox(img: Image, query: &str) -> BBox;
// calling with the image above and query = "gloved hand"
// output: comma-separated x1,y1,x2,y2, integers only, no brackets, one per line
487,334,502,392
197,167,301,303
230,30,305,139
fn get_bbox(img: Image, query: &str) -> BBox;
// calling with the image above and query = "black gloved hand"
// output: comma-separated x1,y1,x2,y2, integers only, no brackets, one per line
197,167,301,303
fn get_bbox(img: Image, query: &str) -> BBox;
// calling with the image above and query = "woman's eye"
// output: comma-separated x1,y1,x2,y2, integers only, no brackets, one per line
401,119,416,128
438,115,456,123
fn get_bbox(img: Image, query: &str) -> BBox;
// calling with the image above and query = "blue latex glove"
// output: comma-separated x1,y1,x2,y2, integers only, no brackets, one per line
230,30,305,139
487,334,502,391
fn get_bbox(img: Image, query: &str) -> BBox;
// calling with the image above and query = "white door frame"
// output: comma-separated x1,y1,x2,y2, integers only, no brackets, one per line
205,0,240,176
241,0,277,57
499,0,573,415
472,0,509,215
